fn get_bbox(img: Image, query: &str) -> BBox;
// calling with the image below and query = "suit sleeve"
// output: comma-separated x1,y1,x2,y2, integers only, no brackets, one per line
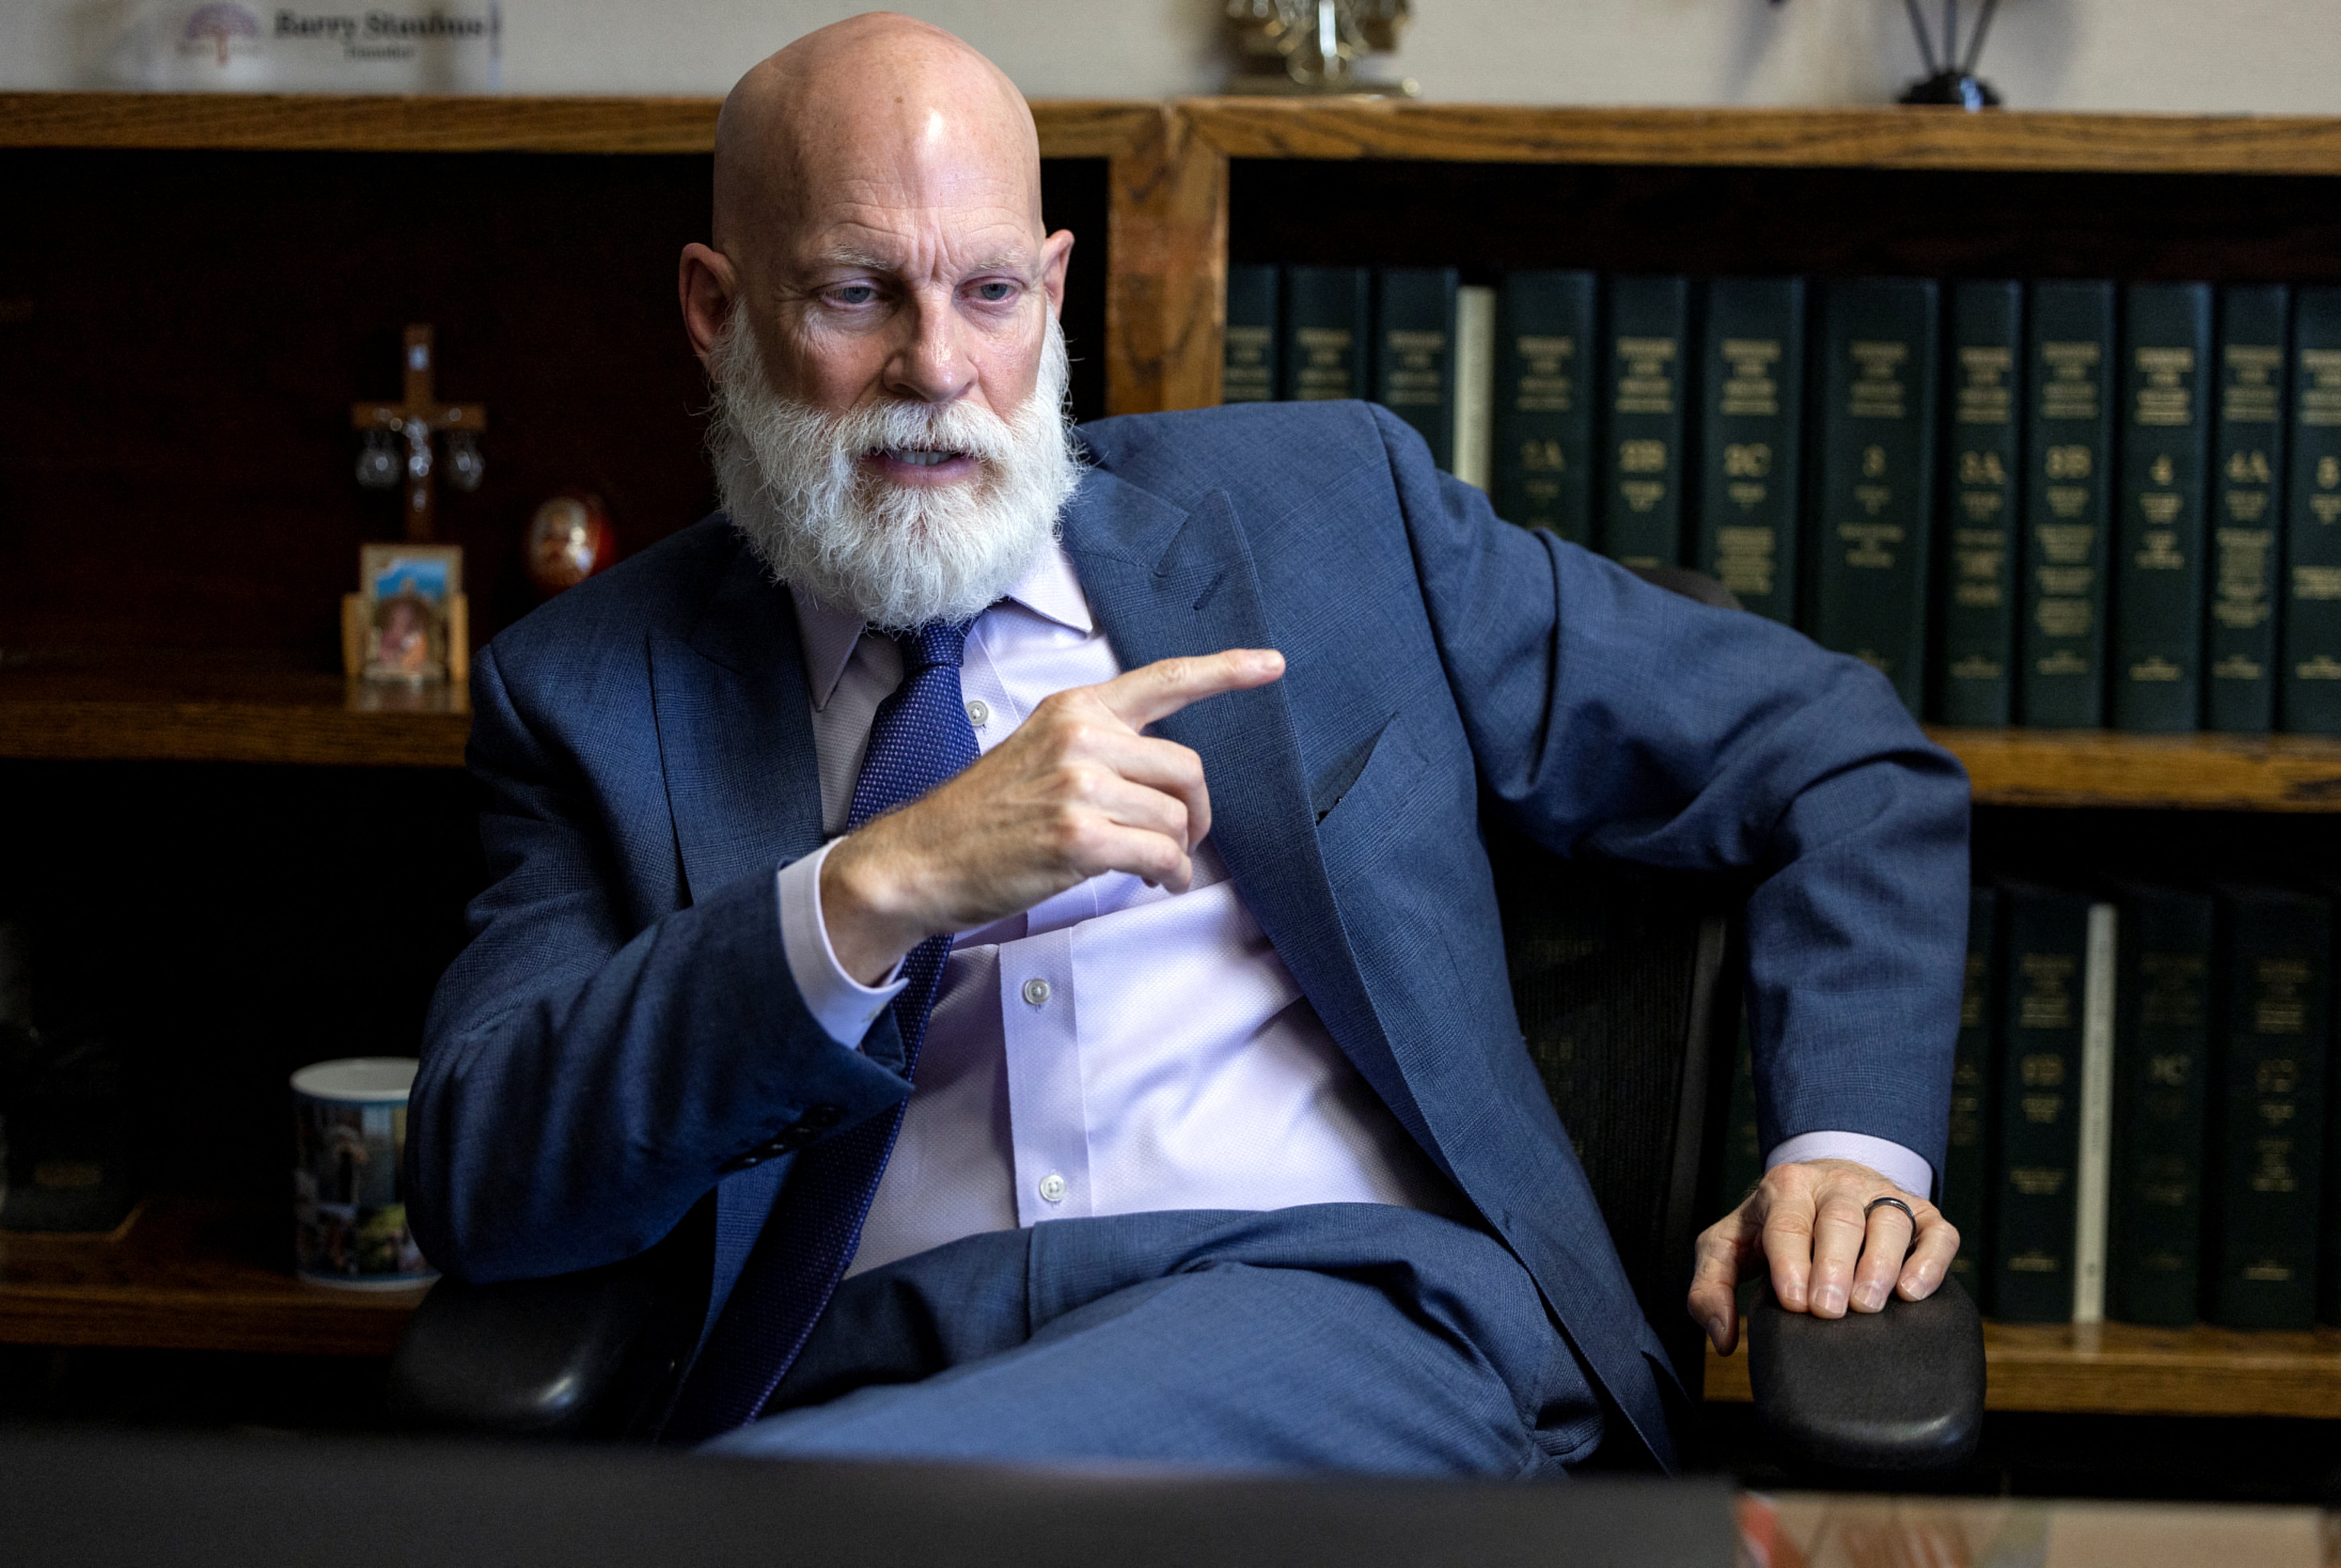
1371,407,1970,1190
406,643,914,1283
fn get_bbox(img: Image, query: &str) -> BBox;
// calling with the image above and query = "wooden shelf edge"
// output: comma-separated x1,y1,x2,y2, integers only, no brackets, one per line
0,1195,429,1358
0,699,468,769
1705,1321,2341,1417
16,94,2341,175
0,92,1156,158
1932,727,2341,812
1180,99,2341,175
0,1284,422,1357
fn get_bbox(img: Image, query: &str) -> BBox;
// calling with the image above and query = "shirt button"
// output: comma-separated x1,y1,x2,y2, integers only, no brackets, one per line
1038,1173,1067,1204
965,698,990,728
1021,977,1052,1006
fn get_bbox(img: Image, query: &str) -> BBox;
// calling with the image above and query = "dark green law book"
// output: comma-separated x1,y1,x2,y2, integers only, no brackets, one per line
1280,266,1371,403
1935,281,2024,727
1719,1019,1762,1212
1993,883,2091,1323
2112,283,2216,733
1694,278,1805,623
1599,275,1689,569
1221,265,1280,405
1374,268,1460,471
2105,883,2213,1326
1807,278,1940,713
2208,886,2328,1330
2305,876,2341,1325
2019,281,2117,729
2207,286,2289,734
1493,272,1597,547
1946,886,1999,1299
2282,288,2341,733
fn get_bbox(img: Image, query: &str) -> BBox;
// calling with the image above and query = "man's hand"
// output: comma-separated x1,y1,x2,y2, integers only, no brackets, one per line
819,648,1286,983
1685,1158,1958,1355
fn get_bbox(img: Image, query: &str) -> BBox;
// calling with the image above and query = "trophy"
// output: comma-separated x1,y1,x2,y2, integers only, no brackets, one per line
1770,0,2007,109
1225,0,1419,96
1892,0,2005,108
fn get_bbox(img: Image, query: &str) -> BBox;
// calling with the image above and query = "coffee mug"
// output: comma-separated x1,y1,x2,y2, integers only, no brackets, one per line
291,1057,435,1288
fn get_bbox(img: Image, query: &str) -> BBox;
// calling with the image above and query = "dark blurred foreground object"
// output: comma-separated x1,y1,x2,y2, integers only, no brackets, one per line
0,1427,1731,1568
525,492,616,596
1771,0,2005,108
0,917,138,1234
388,567,1983,1481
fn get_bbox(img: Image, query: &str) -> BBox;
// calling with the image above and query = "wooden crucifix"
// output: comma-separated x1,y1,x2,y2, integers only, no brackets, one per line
352,324,486,542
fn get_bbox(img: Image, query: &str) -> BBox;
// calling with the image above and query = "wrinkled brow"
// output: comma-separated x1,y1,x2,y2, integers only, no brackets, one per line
807,246,1035,278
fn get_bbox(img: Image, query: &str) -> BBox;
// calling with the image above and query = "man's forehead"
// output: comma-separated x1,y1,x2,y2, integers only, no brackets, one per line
775,184,1041,276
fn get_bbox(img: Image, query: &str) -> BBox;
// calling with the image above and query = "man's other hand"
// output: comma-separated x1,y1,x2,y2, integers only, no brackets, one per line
1685,1158,1958,1355
820,648,1286,984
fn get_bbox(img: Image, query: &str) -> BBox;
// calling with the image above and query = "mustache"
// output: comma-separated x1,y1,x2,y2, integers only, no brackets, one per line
825,396,1018,468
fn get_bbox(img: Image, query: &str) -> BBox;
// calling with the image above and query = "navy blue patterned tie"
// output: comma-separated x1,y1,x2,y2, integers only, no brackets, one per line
663,620,980,1443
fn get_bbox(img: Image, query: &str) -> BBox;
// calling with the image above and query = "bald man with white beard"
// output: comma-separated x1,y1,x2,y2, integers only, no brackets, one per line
409,14,1971,1475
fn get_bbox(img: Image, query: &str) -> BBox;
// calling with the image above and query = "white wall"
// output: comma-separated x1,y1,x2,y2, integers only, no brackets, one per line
7,0,2341,113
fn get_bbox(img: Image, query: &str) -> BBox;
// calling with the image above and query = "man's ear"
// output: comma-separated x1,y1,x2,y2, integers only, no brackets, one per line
679,242,740,366
1039,229,1075,322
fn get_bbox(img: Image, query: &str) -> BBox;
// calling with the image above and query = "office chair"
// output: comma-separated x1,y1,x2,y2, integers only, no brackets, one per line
389,568,1985,1478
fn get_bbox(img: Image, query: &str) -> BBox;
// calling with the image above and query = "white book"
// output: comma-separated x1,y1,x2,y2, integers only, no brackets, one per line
1453,285,1497,492
2071,900,2118,1324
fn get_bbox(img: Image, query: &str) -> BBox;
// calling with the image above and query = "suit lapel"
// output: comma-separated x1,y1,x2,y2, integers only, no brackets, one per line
649,535,833,1339
1060,475,1430,1154
648,536,828,906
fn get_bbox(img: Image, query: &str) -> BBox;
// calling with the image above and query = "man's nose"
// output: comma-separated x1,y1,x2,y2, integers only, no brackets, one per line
880,290,976,405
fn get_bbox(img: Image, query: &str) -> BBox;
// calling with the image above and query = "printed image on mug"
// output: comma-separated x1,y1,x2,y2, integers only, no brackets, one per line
292,1058,435,1288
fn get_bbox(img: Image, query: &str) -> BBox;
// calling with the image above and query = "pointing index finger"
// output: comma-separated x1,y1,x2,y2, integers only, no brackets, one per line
1095,650,1285,731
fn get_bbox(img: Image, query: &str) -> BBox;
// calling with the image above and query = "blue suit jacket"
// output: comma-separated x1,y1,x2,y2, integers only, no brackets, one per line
410,401,1970,1470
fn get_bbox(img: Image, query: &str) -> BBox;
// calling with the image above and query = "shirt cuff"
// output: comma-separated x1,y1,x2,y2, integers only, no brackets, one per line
1766,1131,1934,1203
777,840,908,1050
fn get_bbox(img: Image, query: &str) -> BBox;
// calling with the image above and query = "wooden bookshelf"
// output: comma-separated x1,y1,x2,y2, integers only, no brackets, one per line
1705,1320,2341,1418
0,1194,425,1357
12,94,2341,1390
0,654,468,769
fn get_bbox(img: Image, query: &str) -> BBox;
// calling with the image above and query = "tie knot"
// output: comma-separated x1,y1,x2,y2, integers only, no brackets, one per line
897,620,971,675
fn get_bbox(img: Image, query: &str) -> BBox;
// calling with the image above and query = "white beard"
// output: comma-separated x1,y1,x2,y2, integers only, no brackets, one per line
705,308,1083,632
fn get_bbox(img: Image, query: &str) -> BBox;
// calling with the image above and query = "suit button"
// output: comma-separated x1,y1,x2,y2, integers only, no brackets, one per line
734,1153,764,1169
805,1104,843,1129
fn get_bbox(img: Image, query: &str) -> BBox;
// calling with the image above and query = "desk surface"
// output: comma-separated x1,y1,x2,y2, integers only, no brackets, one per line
0,1429,1730,1568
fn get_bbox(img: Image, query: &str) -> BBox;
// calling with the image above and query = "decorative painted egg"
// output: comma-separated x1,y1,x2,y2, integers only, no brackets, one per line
525,493,615,596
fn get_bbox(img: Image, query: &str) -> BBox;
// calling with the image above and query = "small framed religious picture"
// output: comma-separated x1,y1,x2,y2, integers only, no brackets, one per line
354,544,464,684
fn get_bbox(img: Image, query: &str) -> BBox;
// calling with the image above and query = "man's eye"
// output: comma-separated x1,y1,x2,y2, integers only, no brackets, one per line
972,282,1017,302
831,286,877,306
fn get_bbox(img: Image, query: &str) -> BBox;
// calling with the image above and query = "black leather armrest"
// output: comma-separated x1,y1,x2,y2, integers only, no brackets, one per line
387,1259,663,1437
1745,1275,1985,1479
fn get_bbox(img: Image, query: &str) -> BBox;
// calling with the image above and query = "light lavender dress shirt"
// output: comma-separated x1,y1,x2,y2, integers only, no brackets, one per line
773,545,1929,1279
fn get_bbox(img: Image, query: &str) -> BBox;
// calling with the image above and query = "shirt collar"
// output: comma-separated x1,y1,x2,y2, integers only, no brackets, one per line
789,540,1095,713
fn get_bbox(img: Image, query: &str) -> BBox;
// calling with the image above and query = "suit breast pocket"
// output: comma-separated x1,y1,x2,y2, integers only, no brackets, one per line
1310,716,1440,873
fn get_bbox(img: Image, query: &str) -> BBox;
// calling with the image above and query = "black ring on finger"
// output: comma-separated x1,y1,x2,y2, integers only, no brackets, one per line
1864,1194,1919,1258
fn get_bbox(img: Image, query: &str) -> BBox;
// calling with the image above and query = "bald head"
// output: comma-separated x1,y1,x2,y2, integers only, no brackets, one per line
713,14,1043,260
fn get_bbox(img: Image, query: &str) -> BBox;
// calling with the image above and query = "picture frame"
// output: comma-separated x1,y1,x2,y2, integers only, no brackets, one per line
354,543,464,684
